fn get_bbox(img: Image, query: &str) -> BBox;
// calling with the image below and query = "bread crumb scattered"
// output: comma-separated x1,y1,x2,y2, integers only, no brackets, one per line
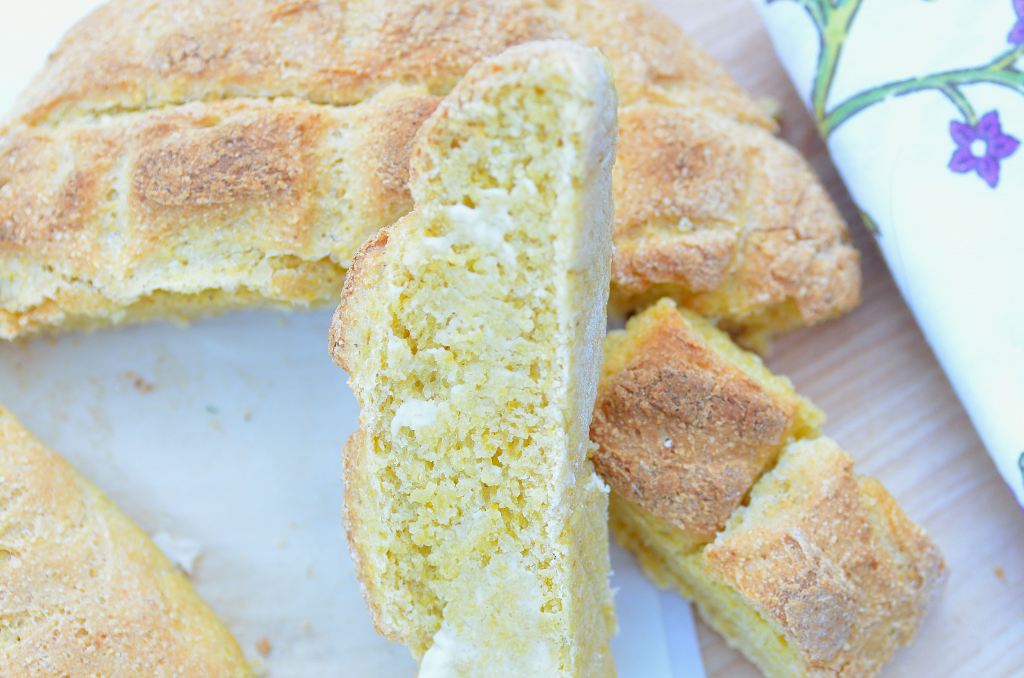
151,532,202,575
124,371,155,394
994,567,1006,582
256,636,272,657
755,96,782,122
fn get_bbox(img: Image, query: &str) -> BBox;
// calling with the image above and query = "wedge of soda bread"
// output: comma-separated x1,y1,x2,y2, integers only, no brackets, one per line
329,41,617,675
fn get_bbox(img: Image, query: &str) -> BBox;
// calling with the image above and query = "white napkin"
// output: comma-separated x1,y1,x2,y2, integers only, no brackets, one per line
756,0,1024,506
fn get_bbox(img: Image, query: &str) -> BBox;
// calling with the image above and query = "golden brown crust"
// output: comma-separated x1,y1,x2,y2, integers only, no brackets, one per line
132,115,315,209
0,407,250,677
596,300,939,675
0,93,435,339
369,97,442,208
2,0,859,341
340,427,401,643
728,135,861,328
14,0,765,127
703,439,945,676
611,105,861,333
124,104,326,256
561,0,769,127
0,125,108,255
328,223,394,375
13,0,566,125
591,302,801,543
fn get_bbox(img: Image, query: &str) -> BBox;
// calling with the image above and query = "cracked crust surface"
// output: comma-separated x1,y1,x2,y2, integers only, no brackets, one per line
700,439,945,676
2,0,858,341
0,406,250,677
591,299,822,548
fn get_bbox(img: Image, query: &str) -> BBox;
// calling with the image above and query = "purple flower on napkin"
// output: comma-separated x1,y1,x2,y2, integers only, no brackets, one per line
1010,0,1024,44
948,111,1019,188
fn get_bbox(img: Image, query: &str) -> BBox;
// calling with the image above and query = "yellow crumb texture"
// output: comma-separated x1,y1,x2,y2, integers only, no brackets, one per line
0,406,250,677
594,302,944,677
330,42,617,676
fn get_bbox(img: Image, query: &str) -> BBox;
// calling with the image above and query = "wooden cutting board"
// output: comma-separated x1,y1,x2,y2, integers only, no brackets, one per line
649,1,1024,676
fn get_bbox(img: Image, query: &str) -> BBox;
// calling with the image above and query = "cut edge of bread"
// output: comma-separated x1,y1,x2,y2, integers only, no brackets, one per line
331,40,618,675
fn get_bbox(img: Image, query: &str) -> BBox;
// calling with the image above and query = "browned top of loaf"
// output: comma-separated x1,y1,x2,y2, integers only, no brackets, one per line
611,105,861,329
0,94,435,266
13,0,765,127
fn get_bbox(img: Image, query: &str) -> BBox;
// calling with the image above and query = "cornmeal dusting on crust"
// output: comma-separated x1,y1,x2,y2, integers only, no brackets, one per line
330,42,617,676
0,406,250,677
610,108,861,349
593,302,944,678
593,299,823,548
1,0,858,343
692,440,945,677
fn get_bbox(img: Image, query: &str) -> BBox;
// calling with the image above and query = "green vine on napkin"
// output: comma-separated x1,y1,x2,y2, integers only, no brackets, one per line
771,0,1023,202
1019,451,1024,494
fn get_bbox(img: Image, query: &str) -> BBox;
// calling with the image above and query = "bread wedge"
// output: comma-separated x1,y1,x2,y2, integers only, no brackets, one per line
329,41,617,675
1,0,859,345
592,300,944,677
0,406,250,677
594,298,823,552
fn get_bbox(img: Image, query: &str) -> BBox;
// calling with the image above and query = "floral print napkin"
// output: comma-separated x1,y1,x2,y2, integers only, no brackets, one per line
756,0,1024,506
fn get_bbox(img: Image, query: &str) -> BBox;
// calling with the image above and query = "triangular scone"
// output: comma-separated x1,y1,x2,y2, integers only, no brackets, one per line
1,0,858,345
0,406,250,677
591,301,943,677
329,41,617,676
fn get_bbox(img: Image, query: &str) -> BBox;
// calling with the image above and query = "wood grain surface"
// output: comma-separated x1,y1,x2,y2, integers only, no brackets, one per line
649,1,1024,676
